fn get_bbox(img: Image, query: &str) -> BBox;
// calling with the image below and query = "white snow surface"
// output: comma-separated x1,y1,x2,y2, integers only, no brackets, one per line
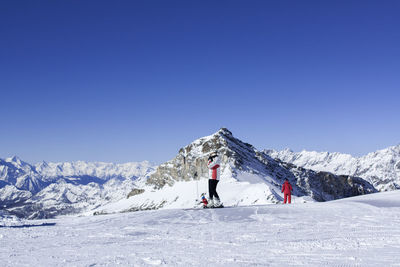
1,190,400,266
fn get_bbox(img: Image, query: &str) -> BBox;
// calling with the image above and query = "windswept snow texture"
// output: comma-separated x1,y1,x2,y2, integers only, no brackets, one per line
1,191,400,266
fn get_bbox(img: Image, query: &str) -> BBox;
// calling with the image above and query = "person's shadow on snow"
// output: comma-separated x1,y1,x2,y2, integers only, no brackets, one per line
0,223,56,228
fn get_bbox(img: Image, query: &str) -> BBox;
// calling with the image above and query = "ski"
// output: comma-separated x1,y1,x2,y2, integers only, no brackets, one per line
204,204,224,209
183,205,232,211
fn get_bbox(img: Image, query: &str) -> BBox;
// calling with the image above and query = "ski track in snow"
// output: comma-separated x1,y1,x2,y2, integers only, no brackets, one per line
1,192,400,266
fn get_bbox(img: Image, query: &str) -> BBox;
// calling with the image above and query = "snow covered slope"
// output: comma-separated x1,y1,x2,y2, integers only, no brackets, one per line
2,191,400,266
0,185,32,208
95,128,376,215
265,145,400,191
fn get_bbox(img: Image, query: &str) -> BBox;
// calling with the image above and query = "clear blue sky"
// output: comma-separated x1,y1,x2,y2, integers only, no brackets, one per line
1,0,399,164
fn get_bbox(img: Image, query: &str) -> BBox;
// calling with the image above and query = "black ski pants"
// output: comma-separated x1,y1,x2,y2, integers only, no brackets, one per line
208,179,220,200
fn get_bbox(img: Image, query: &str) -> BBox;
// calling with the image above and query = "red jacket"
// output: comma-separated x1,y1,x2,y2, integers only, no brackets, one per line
208,157,221,180
282,181,293,194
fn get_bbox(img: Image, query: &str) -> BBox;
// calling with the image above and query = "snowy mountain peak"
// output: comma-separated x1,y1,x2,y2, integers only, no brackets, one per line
6,156,24,166
37,161,49,168
148,127,267,188
216,127,233,137
7,155,21,163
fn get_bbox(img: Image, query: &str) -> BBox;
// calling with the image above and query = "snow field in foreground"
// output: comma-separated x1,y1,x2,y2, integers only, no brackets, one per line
1,191,400,266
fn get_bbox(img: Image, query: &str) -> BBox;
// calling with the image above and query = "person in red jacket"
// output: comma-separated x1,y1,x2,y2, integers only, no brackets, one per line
281,178,293,204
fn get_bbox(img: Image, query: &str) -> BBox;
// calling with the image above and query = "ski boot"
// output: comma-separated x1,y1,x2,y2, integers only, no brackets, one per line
206,198,214,208
213,198,224,208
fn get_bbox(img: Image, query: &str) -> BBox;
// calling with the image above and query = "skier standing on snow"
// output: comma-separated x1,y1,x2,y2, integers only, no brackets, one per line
281,178,293,204
207,152,222,208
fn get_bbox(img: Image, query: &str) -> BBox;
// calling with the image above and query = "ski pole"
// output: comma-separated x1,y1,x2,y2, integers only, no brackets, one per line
196,180,199,200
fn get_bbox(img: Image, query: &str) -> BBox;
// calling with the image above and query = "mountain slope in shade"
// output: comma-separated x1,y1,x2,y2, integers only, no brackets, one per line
265,145,400,191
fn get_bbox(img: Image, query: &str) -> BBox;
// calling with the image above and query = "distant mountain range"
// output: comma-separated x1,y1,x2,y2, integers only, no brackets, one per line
1,128,398,219
0,157,154,219
265,145,400,191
